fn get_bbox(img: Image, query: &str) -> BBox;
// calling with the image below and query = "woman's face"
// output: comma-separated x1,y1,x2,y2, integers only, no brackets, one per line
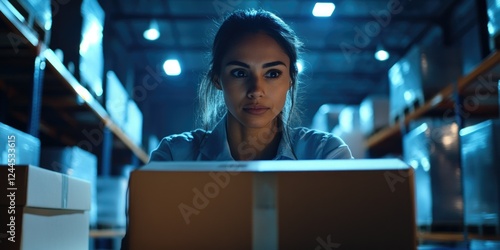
216,32,291,129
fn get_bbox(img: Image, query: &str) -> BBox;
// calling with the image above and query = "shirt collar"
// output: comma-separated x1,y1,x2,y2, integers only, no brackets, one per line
199,115,297,161
199,116,234,161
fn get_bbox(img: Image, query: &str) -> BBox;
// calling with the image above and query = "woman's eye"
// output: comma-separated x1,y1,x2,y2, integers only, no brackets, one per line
265,70,281,78
230,69,247,78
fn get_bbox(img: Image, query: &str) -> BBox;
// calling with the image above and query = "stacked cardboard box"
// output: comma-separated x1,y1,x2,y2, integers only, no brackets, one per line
105,71,129,129
0,122,40,167
0,165,90,249
331,106,366,158
460,119,500,234
39,146,98,227
359,95,389,136
487,0,500,50
388,27,462,124
403,119,463,229
105,70,143,147
97,177,128,228
49,0,105,100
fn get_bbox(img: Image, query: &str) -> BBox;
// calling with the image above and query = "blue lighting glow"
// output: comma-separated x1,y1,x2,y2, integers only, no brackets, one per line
312,2,335,17
163,59,181,76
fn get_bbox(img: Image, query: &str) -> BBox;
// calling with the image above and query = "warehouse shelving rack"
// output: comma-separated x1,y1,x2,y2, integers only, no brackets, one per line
365,37,500,244
366,50,500,157
1,0,141,243
0,0,149,170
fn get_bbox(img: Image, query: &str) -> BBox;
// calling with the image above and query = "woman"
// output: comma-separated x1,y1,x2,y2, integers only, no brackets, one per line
150,9,353,161
122,9,352,249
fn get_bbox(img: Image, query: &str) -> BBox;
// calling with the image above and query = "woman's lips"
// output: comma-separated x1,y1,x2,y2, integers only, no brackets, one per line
243,106,270,115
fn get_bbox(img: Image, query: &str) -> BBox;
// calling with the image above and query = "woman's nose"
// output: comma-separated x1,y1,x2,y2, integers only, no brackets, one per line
247,76,265,99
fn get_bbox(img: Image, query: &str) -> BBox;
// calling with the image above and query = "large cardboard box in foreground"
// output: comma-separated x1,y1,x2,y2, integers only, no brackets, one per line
127,160,416,250
0,165,90,250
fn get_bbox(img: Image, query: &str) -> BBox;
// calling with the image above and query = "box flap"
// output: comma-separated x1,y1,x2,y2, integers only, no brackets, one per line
140,159,410,173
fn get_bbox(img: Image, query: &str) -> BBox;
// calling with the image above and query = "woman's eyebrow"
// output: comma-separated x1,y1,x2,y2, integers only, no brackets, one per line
262,61,287,68
225,61,249,68
225,60,287,68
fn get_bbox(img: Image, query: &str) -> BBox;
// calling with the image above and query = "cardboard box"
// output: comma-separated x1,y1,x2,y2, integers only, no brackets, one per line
332,106,366,158
359,95,389,136
388,27,462,124
128,160,416,249
39,146,97,227
49,0,105,100
404,120,462,228
123,100,143,146
105,71,129,129
97,177,127,228
310,104,344,133
487,0,500,50
460,120,500,230
0,165,90,249
0,122,40,167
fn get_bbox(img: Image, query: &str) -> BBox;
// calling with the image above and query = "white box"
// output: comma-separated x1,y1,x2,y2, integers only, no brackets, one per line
40,146,98,227
310,104,345,133
105,71,129,128
0,165,90,249
332,106,366,159
388,27,462,124
0,122,40,166
123,100,143,146
359,95,389,136
97,177,127,228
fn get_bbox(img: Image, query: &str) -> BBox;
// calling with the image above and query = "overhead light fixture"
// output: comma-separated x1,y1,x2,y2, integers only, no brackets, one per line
312,2,335,17
374,44,390,61
163,59,181,76
143,20,160,41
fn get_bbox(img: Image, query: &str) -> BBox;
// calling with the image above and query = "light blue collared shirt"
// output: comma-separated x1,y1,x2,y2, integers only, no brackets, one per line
150,117,353,161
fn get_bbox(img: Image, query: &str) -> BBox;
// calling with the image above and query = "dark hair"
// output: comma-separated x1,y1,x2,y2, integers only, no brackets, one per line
198,9,303,130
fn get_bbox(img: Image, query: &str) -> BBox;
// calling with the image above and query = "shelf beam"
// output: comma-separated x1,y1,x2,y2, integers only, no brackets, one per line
0,0,38,47
366,50,500,149
43,49,149,163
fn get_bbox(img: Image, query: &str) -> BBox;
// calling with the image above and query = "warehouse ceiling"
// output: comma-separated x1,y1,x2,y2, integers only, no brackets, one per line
99,0,461,130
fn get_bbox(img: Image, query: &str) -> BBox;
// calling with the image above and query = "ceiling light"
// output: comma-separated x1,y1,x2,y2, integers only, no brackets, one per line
375,49,390,61
374,44,390,61
312,2,335,17
163,59,181,76
143,20,160,41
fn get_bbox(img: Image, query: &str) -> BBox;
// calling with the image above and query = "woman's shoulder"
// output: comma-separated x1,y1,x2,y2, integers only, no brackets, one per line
288,127,353,159
162,129,208,144
150,129,210,161
290,127,341,142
